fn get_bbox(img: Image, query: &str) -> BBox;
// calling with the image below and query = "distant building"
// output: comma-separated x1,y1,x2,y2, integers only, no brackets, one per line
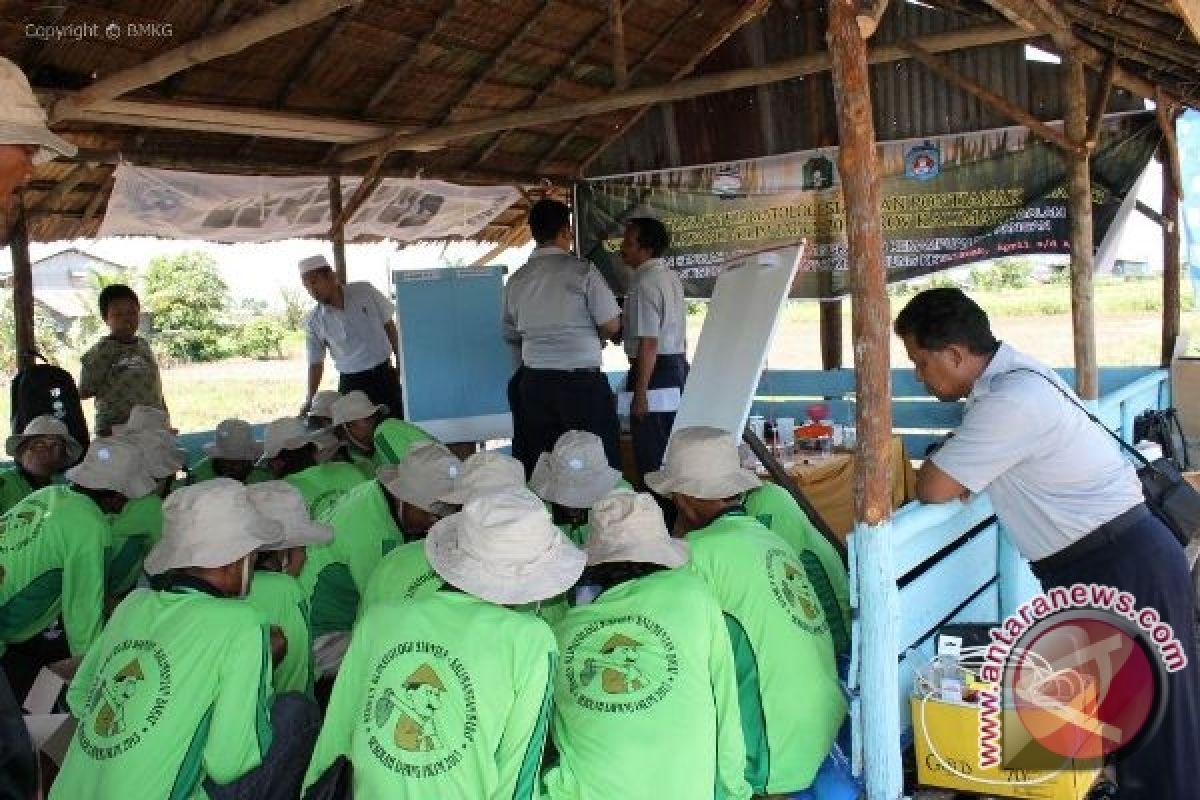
0,249,137,333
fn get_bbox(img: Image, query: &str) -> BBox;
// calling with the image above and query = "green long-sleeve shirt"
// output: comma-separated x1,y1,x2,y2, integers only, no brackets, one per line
105,494,164,597
244,571,313,697
685,509,845,795
283,461,368,521
186,458,271,486
0,467,36,516
304,590,556,800
543,569,751,800
0,486,107,657
52,584,273,800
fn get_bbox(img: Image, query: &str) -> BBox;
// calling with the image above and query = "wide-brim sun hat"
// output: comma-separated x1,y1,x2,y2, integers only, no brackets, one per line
643,425,762,499
123,429,187,480
528,430,621,509
245,481,333,549
5,415,82,464
258,417,321,463
377,441,462,514
308,390,340,421
438,450,527,505
145,478,285,575
203,419,264,461
64,437,157,499
0,57,78,164
332,390,387,427
425,487,586,605
586,490,689,569
112,405,175,436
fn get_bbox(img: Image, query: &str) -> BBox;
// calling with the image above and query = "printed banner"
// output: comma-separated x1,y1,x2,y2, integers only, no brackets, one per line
98,166,520,243
576,113,1160,298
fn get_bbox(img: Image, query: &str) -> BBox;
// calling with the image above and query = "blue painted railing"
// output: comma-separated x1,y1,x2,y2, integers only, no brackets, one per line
848,368,1170,799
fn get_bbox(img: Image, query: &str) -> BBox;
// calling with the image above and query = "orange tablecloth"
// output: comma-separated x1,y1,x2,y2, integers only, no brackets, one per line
759,437,916,542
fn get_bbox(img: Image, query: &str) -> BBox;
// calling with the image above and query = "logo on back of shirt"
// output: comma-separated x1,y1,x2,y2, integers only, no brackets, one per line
562,615,678,714
0,498,50,554
309,489,347,521
364,641,478,779
765,548,829,636
78,639,172,761
404,570,440,600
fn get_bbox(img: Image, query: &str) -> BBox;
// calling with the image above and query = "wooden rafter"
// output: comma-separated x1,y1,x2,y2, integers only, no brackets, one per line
51,0,357,123
31,163,90,213
857,0,891,38
1166,0,1200,44
1085,54,1118,148
337,21,1033,163
362,2,462,117
536,0,705,172
161,0,239,98
82,172,115,227
472,2,630,164
1063,0,1200,72
900,42,1085,154
277,7,360,108
611,0,630,90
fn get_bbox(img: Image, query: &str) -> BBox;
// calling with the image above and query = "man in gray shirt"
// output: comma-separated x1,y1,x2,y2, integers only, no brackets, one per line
620,217,688,483
896,288,1199,800
503,199,622,476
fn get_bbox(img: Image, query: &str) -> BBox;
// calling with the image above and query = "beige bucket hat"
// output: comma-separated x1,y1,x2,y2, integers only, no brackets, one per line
112,405,174,436
245,481,333,548
64,438,157,499
308,390,340,421
259,417,320,462
144,479,284,575
298,254,333,276
123,429,187,480
644,426,762,499
586,490,688,569
332,390,387,427
377,441,462,514
5,415,82,464
529,430,621,509
203,419,263,461
425,487,586,605
438,450,527,505
0,57,77,164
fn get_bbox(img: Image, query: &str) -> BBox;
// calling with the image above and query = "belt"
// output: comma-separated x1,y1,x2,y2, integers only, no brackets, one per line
524,366,601,374
1032,503,1151,576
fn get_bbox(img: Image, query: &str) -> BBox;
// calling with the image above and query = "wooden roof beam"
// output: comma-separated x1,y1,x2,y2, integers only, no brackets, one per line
611,0,629,90
161,0,238,98
51,0,359,123
361,1,462,116
339,21,1034,163
1168,0,1200,45
31,163,92,213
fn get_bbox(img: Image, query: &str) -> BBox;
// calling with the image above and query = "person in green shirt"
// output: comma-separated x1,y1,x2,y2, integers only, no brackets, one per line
543,490,752,800
0,438,156,660
244,481,333,698
1,415,82,514
743,482,851,661
104,493,162,598
529,430,625,547
189,419,270,485
646,426,847,797
123,428,187,499
298,441,461,645
258,417,366,520
332,390,435,470
306,390,343,464
439,450,528,510
51,479,320,800
304,487,583,799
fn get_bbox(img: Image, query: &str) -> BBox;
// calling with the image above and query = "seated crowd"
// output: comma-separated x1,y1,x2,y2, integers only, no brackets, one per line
0,397,854,800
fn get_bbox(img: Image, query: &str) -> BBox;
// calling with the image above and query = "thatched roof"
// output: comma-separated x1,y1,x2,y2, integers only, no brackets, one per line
7,0,1199,244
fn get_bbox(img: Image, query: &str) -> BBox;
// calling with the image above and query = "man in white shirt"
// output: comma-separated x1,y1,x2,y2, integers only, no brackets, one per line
895,287,1199,800
620,217,688,484
298,255,403,418
503,199,623,476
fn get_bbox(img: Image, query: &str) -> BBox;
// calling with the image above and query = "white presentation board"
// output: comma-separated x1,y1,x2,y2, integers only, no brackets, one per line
672,244,804,438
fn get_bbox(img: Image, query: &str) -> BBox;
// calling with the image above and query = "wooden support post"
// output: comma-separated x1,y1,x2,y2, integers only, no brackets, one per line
610,0,629,90
1064,50,1098,400
328,175,348,283
1159,103,1183,366
1085,54,1117,149
820,299,843,370
10,201,36,372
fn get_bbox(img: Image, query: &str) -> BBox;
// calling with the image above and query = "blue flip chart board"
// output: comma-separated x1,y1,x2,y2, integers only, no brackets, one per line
393,266,513,442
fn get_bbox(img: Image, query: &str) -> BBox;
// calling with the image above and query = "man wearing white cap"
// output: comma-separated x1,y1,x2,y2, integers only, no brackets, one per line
331,390,433,474
645,426,846,798
51,480,320,800
190,418,270,485
0,415,82,514
298,441,460,643
259,417,367,520
543,491,750,800
304,488,582,799
0,438,155,663
245,482,333,697
298,254,403,419
529,430,627,546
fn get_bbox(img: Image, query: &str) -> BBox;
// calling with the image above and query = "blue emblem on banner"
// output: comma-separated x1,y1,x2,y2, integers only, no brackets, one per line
904,141,941,181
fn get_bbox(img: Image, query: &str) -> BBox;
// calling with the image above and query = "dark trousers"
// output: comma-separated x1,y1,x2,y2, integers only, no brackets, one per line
508,367,528,468
626,354,689,479
514,368,621,478
206,692,320,800
338,361,404,419
1031,514,1200,800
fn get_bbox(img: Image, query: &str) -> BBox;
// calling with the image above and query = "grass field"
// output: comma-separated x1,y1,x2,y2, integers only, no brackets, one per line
2,278,1195,434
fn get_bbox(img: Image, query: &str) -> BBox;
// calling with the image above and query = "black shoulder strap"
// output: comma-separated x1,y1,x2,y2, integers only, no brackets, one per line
1002,368,1153,469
